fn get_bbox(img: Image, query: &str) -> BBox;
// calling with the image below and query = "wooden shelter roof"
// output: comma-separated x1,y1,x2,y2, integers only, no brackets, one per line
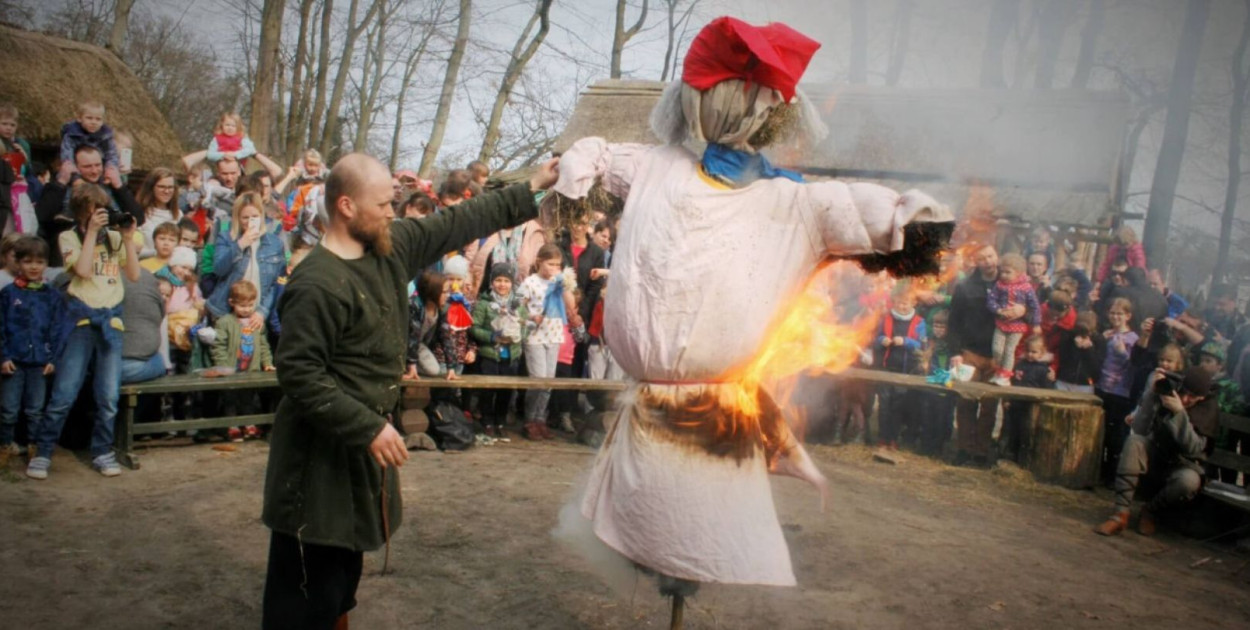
0,24,183,170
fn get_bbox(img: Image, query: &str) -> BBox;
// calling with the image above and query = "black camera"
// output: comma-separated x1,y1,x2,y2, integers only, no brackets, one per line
107,208,135,229
1154,370,1184,396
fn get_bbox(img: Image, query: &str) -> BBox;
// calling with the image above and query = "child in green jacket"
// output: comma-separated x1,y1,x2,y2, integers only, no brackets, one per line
470,263,528,437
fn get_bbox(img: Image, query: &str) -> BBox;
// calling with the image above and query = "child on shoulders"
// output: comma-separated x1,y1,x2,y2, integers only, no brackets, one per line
988,253,1042,386
60,100,120,182
206,113,256,167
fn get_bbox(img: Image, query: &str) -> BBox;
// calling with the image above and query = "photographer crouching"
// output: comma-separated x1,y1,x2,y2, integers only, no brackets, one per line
1094,366,1219,537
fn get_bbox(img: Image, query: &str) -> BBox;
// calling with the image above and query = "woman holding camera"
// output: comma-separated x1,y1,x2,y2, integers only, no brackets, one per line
206,192,284,325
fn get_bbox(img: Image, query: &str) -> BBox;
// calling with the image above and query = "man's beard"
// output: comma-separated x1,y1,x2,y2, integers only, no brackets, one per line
348,214,393,256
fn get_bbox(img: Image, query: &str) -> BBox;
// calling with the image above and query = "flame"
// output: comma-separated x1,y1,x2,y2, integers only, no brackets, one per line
717,261,883,453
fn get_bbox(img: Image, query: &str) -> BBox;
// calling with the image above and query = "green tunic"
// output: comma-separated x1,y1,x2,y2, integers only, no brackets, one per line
262,183,538,551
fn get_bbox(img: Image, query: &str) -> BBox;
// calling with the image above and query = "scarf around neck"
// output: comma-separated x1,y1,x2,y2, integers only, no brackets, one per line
701,142,804,187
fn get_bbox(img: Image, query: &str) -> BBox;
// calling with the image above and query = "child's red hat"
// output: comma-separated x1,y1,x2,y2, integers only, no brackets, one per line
681,16,821,102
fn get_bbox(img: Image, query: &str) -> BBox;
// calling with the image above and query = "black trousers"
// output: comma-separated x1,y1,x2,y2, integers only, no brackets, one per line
478,356,520,426
262,530,362,630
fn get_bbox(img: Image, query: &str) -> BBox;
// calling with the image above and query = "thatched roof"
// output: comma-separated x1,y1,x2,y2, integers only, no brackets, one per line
544,79,1130,229
0,24,183,171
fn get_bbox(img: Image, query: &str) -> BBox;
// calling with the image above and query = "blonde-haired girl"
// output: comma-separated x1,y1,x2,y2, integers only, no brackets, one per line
207,112,256,166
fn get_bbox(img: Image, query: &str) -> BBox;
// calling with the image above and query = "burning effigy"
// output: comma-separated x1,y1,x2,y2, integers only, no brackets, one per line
550,15,956,611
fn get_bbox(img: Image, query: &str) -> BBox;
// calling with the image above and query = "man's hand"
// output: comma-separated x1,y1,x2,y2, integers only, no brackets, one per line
104,165,122,188
1005,303,1027,320
57,161,74,185
43,364,55,376
528,157,561,192
1160,392,1185,414
589,268,609,281
0,360,15,375
1141,317,1155,336
247,312,264,330
368,423,409,469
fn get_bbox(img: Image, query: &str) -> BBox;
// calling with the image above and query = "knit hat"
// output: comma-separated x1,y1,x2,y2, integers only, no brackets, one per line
1180,366,1213,397
170,246,197,269
1197,341,1226,364
489,262,515,284
443,255,469,280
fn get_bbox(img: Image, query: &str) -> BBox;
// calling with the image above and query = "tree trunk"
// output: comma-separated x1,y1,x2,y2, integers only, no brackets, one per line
1019,403,1105,489
1215,0,1250,283
1143,0,1211,268
849,0,868,84
308,0,335,152
661,0,677,81
320,0,383,159
1070,0,1105,88
250,0,287,156
355,0,391,153
389,23,435,171
610,0,649,79
107,0,135,56
979,0,1020,88
1034,0,1074,88
884,0,914,86
478,0,552,163
275,58,287,156
419,0,473,176
285,0,317,163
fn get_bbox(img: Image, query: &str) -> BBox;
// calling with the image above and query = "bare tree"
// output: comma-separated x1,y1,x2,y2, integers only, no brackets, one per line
1215,0,1250,282
849,0,868,84
610,0,648,79
659,0,700,82
418,0,472,176
307,0,335,152
1143,0,1211,266
1034,0,1075,88
388,2,443,170
979,0,1021,88
353,0,398,153
477,0,552,163
284,0,318,162
1070,0,1105,88
249,0,286,154
884,0,914,86
107,0,135,55
319,0,383,158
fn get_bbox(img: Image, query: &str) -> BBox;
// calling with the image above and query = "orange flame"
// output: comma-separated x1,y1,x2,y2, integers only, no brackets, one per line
719,261,883,450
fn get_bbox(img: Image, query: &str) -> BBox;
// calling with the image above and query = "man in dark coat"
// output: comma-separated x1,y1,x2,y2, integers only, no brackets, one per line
260,153,559,629
35,145,143,268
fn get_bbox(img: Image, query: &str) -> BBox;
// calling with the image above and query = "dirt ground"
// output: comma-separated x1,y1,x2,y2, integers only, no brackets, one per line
2,436,1248,630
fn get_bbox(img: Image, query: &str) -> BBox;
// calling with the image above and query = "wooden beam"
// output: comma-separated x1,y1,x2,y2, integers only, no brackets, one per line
829,368,1102,405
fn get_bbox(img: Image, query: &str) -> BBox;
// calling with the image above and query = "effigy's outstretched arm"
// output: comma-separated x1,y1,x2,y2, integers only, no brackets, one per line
808,181,956,278
543,137,652,229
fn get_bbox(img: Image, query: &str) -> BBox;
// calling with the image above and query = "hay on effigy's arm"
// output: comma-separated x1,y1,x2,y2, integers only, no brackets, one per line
833,221,956,279
539,179,623,233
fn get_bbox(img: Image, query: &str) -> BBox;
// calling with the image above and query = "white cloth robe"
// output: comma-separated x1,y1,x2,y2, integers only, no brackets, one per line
555,138,949,586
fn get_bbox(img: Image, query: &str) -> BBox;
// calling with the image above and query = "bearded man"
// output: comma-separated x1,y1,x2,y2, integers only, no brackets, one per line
261,153,559,629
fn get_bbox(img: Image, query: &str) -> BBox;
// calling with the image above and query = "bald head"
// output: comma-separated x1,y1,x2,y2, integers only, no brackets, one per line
326,153,392,222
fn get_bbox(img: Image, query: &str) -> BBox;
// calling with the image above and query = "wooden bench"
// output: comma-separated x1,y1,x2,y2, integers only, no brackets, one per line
1200,412,1250,513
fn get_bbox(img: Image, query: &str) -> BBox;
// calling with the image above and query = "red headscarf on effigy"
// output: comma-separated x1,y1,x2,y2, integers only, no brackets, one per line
681,16,822,102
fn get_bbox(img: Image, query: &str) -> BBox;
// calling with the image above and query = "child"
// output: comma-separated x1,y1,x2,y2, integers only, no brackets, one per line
407,271,455,379
516,244,576,440
1040,290,1076,361
158,246,205,355
1096,225,1147,283
0,104,37,234
1098,297,1139,482
873,283,927,450
267,236,314,349
917,308,957,455
206,113,256,166
470,262,529,437
1001,336,1055,462
211,280,275,441
177,217,201,250
550,289,589,435
1055,311,1106,394
988,252,1041,386
1025,227,1056,275
59,100,120,180
0,232,23,288
1026,252,1051,304
27,184,140,480
141,221,180,272
0,237,65,467
434,255,477,377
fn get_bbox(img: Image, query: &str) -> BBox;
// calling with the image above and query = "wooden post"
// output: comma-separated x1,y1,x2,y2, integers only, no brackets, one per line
670,593,684,630
117,393,140,470
1019,402,1104,488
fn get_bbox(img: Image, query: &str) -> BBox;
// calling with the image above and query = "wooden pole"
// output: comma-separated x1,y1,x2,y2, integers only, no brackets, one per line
670,593,685,630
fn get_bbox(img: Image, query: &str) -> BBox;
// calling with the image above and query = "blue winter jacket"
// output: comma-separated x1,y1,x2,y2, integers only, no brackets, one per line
0,281,68,367
206,217,286,319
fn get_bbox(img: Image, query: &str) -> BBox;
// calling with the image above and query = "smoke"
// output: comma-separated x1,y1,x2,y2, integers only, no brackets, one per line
550,475,641,598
